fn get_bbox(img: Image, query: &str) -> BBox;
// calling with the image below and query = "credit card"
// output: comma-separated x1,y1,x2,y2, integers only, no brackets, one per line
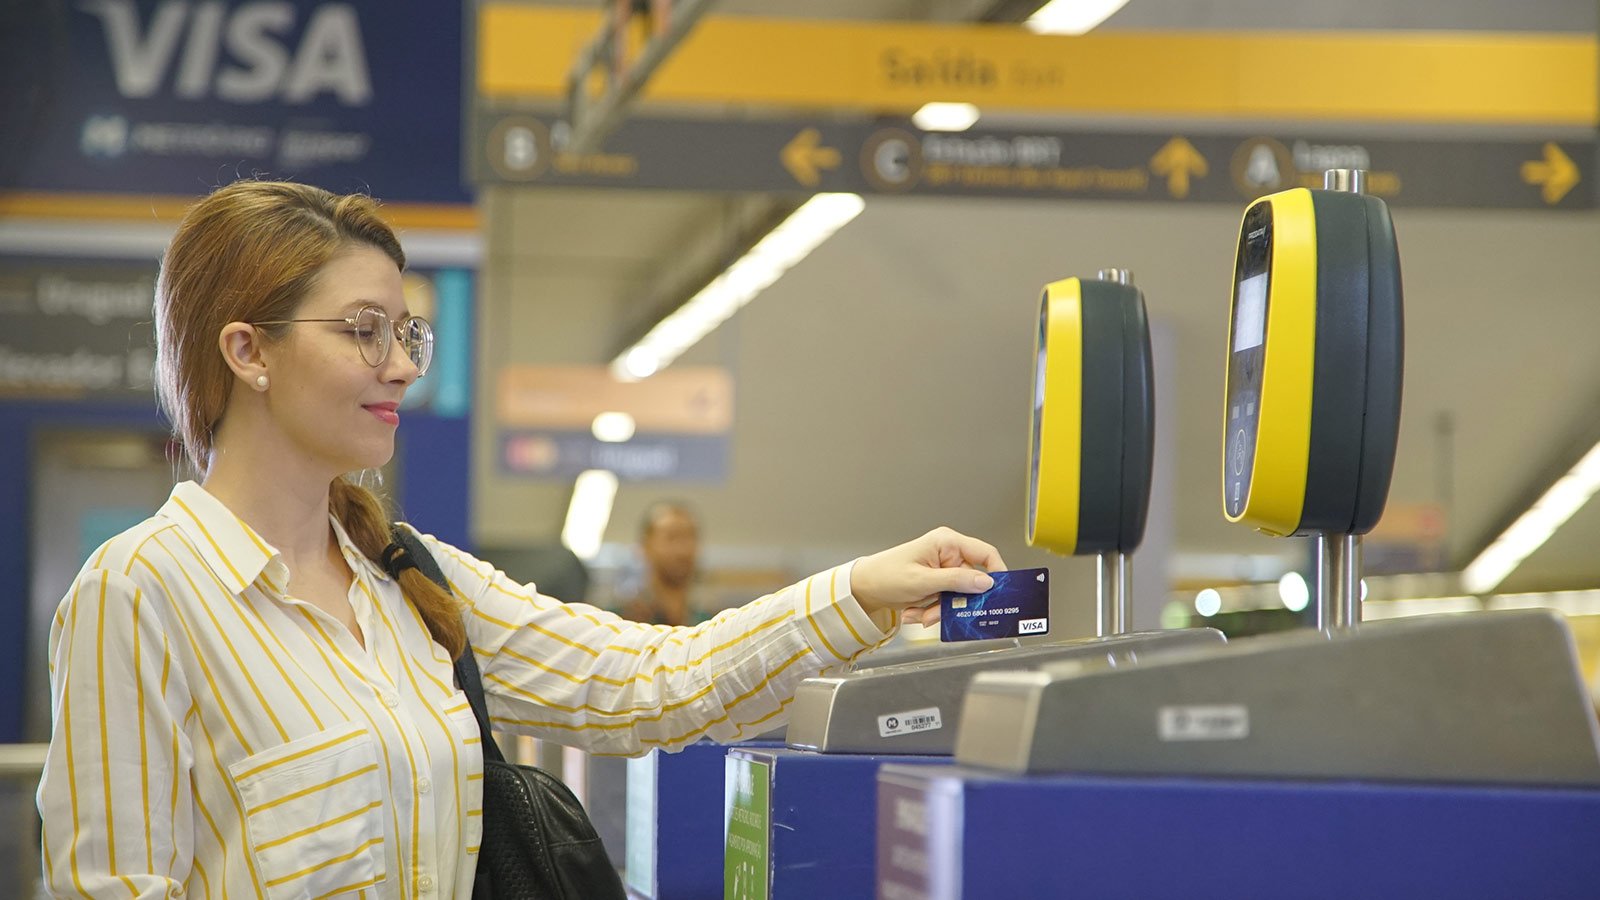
939,567,1050,642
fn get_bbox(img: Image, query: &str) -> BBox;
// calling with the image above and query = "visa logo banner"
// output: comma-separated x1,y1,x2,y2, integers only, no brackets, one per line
80,0,372,106
1,0,469,205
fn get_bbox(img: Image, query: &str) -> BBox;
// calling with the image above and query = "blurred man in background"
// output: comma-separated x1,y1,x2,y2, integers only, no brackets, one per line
620,500,705,625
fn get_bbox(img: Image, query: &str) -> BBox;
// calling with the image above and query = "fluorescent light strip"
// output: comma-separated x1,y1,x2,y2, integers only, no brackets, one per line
1489,590,1600,617
1025,0,1133,35
1361,596,1481,621
612,193,866,381
561,469,619,561
912,102,980,132
1461,440,1600,595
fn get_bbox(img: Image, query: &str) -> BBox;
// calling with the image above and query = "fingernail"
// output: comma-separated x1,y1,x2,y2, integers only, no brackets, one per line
972,572,994,591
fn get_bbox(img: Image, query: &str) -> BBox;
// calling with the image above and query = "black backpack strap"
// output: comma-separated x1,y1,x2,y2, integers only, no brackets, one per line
385,524,507,765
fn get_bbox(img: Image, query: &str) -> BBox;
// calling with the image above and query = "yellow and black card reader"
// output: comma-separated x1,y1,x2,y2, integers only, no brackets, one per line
1222,183,1403,538
1028,272,1155,633
1030,274,1154,554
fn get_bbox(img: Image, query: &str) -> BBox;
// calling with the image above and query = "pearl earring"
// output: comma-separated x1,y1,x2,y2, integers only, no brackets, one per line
255,375,269,389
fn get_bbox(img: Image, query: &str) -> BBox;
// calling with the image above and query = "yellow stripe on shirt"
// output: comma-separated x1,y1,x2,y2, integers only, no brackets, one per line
803,574,849,663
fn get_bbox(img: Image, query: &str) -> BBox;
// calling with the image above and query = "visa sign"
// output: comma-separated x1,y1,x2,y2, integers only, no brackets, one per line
79,0,372,106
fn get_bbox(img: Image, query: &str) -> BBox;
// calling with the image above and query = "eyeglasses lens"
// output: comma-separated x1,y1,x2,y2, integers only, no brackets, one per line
400,316,434,375
354,307,389,368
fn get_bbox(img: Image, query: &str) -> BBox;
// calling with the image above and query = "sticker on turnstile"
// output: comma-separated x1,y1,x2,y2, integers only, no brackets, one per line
939,567,1050,642
878,707,943,738
1158,704,1250,741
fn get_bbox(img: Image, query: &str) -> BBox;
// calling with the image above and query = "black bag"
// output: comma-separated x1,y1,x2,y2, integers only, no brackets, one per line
386,527,627,900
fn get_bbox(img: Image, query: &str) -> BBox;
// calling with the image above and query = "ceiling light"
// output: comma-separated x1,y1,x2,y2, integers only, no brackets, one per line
611,193,865,381
1461,440,1600,594
1194,588,1221,617
1025,0,1133,35
1278,572,1309,612
591,411,636,443
912,102,980,132
561,469,618,561
622,347,660,380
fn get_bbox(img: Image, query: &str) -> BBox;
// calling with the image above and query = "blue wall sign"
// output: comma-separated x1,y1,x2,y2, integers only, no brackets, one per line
0,0,469,204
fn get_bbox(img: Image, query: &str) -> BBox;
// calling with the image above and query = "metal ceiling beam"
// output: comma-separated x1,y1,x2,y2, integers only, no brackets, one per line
562,0,720,155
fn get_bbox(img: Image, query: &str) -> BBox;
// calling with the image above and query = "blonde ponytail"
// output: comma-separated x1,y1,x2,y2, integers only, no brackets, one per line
329,478,466,657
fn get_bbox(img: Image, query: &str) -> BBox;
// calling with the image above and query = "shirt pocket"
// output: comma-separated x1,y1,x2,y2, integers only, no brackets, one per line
230,721,389,900
444,692,486,854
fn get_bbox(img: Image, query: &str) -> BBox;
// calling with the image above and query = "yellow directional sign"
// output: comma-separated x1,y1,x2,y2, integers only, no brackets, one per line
781,128,841,187
1149,137,1207,198
1521,142,1581,204
479,5,1597,126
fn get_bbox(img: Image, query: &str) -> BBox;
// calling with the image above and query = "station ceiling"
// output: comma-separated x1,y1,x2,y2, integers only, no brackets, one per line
473,0,1599,602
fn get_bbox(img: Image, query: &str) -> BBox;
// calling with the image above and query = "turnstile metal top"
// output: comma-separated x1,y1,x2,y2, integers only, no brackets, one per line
956,610,1600,786
785,628,1224,755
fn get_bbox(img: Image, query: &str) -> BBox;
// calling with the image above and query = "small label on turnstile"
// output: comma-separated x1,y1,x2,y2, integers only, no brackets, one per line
1158,704,1250,741
878,707,943,738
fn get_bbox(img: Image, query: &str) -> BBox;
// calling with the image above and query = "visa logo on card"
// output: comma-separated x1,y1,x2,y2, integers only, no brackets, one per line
940,568,1050,642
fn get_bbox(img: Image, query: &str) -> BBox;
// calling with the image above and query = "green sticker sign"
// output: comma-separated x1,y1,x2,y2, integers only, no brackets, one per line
724,755,770,900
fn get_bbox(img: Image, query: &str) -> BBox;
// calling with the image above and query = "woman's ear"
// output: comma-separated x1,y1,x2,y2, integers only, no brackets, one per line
218,322,269,390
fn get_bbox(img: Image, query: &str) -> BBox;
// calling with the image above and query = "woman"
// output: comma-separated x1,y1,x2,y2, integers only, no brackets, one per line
37,180,1004,899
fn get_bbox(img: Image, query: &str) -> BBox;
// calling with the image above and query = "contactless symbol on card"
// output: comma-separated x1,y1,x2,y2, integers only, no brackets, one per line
939,567,1050,642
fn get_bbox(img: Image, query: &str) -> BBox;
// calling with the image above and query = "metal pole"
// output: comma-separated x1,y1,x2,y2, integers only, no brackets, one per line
1315,533,1362,630
1096,551,1132,636
1314,168,1367,630
1094,267,1135,635
1324,168,1367,193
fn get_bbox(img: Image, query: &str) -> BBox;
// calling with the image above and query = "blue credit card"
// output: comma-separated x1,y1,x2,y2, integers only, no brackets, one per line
940,567,1050,642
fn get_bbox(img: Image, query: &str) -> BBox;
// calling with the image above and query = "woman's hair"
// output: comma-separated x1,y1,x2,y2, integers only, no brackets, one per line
154,180,464,656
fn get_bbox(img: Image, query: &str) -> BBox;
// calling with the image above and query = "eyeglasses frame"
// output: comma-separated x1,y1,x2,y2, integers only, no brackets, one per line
251,304,434,375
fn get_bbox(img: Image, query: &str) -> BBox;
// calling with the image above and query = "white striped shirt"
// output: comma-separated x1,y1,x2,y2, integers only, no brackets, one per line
38,481,890,899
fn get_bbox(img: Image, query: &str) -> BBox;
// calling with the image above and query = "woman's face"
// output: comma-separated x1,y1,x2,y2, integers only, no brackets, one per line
261,244,418,476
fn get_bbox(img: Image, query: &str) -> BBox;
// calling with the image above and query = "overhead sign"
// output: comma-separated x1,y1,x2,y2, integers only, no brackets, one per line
0,256,473,408
473,111,1595,210
0,0,471,214
478,5,1597,126
496,365,733,481
499,431,728,482
497,365,732,432
0,259,157,401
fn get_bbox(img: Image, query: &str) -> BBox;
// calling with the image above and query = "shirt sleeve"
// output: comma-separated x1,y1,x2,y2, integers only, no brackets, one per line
38,568,195,898
418,533,897,756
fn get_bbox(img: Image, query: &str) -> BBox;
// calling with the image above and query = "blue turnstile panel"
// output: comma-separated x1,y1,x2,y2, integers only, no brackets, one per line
726,748,939,900
877,764,1600,900
625,740,783,899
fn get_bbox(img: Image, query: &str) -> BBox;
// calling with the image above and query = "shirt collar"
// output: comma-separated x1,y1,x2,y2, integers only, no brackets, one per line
161,481,392,596
329,510,393,583
161,481,286,595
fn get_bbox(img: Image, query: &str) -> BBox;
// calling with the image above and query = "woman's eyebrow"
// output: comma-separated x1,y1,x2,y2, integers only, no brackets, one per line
339,300,412,318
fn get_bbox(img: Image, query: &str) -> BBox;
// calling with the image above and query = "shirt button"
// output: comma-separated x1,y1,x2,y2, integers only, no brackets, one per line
382,692,399,708
419,874,434,892
418,776,432,794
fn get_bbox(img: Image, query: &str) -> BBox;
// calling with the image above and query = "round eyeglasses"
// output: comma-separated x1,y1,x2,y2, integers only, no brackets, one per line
253,305,434,376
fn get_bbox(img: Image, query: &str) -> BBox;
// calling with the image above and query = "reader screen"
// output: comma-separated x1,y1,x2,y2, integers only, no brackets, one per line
1028,298,1048,529
1232,273,1267,352
1225,202,1273,519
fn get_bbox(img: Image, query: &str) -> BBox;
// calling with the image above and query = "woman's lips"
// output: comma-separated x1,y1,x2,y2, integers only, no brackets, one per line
364,403,400,425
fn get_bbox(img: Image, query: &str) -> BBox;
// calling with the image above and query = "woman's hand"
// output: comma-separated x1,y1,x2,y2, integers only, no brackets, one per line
851,527,1007,628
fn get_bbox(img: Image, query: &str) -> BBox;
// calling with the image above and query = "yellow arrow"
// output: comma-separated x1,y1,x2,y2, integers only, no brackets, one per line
1521,142,1580,204
1149,136,1208,198
781,127,841,187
